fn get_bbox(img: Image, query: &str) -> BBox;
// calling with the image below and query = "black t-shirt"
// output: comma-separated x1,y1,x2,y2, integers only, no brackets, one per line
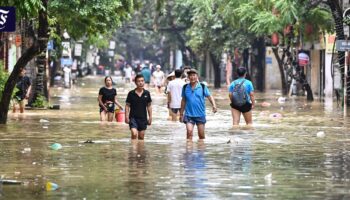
126,89,152,119
99,87,117,104
15,76,31,99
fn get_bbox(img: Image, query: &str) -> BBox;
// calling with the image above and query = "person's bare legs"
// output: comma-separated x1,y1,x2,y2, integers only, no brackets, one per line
197,123,205,140
231,108,241,126
171,110,178,121
138,131,145,140
242,111,253,125
107,112,114,122
186,123,195,140
131,128,138,140
19,101,25,113
100,111,107,121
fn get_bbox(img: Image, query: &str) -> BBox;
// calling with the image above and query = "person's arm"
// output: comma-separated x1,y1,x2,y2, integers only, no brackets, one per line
125,103,130,124
207,95,217,113
98,95,107,111
250,92,255,109
147,102,152,125
179,98,186,122
167,92,171,108
114,96,123,110
25,85,32,99
229,93,233,103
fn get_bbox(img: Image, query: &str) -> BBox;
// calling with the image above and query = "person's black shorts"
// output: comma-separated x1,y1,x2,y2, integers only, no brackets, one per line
129,117,148,131
100,102,115,113
171,108,180,114
230,102,252,113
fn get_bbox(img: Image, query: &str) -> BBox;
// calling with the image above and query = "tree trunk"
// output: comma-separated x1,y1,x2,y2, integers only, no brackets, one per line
209,52,221,88
252,37,266,92
31,52,48,104
272,48,288,95
326,0,349,104
0,0,48,124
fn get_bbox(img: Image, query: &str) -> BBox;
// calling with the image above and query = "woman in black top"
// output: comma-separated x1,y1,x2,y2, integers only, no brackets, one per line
98,76,123,122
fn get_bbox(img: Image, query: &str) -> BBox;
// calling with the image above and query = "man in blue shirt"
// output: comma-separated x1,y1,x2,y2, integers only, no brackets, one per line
180,69,217,140
228,67,255,126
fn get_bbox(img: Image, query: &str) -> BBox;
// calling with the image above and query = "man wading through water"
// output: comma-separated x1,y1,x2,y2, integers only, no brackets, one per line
125,74,152,140
180,69,217,141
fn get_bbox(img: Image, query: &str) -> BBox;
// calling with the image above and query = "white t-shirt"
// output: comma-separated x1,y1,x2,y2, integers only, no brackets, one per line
152,70,164,86
124,67,133,79
167,78,186,108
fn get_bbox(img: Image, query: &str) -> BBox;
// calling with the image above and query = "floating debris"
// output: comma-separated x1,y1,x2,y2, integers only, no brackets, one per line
49,143,62,150
46,182,59,191
0,180,22,185
39,119,49,123
316,131,325,138
84,140,94,144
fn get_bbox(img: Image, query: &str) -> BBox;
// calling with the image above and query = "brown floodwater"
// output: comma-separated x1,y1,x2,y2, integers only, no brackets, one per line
0,75,349,199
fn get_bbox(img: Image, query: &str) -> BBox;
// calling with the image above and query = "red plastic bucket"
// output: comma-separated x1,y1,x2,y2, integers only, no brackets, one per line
115,110,125,122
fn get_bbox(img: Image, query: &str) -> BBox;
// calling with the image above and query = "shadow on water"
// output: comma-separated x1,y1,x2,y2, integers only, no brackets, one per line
0,76,349,199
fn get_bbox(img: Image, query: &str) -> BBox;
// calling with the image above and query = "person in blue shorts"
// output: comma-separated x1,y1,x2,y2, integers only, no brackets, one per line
228,67,255,126
180,69,217,141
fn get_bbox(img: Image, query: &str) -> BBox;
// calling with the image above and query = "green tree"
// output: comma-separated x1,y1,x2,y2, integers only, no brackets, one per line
0,0,137,124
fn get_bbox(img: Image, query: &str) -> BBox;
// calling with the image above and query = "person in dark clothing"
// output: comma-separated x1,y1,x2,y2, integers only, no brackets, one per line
98,76,123,122
13,68,32,113
125,74,152,140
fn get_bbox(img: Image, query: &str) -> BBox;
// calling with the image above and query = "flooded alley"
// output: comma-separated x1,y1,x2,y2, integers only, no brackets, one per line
0,75,349,199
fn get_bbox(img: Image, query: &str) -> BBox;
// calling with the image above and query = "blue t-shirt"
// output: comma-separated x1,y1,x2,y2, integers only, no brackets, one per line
182,82,211,117
141,68,151,83
228,78,254,103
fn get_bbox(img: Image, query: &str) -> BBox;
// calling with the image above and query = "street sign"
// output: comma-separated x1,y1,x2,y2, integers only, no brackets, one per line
74,43,82,57
335,40,350,51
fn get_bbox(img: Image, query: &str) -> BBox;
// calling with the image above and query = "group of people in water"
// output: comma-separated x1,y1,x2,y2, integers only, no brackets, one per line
98,66,255,141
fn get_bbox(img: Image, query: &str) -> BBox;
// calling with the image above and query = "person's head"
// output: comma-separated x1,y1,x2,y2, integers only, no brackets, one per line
175,69,182,78
134,74,145,88
237,67,247,77
187,69,198,83
104,76,113,86
156,65,161,71
19,67,26,77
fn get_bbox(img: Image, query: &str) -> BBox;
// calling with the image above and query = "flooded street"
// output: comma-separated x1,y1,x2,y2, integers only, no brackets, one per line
1,75,350,199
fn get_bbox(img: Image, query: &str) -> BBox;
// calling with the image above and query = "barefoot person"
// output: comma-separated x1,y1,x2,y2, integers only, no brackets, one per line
98,76,123,122
180,69,217,140
13,68,32,113
229,67,255,126
125,74,152,140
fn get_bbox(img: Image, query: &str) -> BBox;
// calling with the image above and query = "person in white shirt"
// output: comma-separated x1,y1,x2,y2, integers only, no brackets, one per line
152,65,165,94
167,69,186,121
124,64,133,83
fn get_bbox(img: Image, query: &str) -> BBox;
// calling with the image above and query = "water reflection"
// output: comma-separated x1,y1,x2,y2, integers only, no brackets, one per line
126,141,148,198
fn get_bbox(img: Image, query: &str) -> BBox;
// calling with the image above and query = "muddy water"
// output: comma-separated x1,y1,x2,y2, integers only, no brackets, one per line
0,76,349,199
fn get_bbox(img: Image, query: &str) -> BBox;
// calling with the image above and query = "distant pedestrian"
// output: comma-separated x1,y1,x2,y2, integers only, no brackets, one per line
167,69,185,121
141,66,151,88
12,68,32,113
125,74,152,140
181,66,191,83
180,69,217,140
229,67,255,126
152,65,165,94
123,63,133,83
98,76,123,122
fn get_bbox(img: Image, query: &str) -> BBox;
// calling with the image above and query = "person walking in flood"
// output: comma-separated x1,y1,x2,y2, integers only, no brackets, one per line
13,67,32,113
152,65,165,94
125,74,152,140
167,69,185,121
98,76,123,122
229,67,255,126
180,69,217,141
